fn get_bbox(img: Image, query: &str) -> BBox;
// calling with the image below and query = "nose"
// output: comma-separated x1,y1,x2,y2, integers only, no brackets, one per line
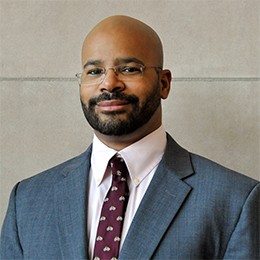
99,69,125,93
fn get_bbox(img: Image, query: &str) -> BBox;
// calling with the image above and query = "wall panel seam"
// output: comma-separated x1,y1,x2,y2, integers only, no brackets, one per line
0,77,260,82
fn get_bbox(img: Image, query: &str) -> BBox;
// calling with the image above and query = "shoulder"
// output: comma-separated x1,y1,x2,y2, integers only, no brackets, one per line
189,152,258,188
165,133,259,196
15,147,92,197
187,153,259,211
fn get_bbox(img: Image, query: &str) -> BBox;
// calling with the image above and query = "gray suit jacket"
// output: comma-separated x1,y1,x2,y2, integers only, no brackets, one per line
1,134,259,259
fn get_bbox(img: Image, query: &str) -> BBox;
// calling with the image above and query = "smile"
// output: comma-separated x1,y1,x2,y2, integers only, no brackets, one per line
96,99,130,112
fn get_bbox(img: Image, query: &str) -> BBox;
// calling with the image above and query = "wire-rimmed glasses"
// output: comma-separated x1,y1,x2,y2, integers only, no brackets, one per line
75,63,162,86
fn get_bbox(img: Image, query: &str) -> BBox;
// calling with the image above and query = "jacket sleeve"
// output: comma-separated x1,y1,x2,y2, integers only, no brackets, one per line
223,182,260,259
0,183,23,259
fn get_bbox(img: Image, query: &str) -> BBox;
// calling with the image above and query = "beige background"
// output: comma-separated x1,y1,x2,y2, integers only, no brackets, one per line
0,0,259,227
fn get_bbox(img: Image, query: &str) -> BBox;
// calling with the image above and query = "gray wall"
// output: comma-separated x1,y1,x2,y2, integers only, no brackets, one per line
1,0,259,226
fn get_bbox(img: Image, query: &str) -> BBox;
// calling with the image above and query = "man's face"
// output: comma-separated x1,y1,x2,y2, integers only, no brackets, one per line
80,27,166,136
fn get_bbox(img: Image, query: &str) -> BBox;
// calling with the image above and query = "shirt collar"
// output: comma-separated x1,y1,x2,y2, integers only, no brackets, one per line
91,135,117,186
91,125,166,187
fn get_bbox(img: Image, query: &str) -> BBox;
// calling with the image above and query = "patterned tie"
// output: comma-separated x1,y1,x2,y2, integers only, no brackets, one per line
93,154,129,260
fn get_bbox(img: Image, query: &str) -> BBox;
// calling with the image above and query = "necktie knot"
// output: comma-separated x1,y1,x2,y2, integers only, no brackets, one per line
109,154,128,181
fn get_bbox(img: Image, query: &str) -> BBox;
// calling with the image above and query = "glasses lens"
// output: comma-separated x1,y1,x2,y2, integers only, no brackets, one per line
117,64,143,78
80,67,104,85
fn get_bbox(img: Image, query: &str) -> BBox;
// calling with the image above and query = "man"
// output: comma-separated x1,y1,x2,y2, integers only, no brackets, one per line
1,15,259,259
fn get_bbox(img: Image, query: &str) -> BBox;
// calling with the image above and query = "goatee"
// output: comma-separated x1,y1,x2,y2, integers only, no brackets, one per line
81,85,161,136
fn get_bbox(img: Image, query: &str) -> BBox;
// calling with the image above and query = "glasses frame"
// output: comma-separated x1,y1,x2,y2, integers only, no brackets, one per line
75,64,162,86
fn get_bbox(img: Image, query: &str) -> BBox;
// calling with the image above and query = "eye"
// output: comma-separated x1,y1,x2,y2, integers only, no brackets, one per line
119,65,142,75
85,67,104,76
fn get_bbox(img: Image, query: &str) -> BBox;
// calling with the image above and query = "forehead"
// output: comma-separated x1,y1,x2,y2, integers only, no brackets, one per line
82,26,160,66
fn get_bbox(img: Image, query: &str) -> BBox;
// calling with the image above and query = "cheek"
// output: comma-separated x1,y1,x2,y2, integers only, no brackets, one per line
80,87,94,104
130,79,153,96
135,80,160,102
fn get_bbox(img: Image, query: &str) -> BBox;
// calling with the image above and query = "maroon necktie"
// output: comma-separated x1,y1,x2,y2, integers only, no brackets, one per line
93,154,129,260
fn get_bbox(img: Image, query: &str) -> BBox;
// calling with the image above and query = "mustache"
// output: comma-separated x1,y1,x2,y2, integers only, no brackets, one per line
89,92,139,106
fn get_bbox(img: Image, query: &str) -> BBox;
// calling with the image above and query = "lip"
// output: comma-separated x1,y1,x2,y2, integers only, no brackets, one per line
96,99,130,112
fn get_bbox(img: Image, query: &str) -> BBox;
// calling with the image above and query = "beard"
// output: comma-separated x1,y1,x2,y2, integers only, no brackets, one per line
81,82,161,136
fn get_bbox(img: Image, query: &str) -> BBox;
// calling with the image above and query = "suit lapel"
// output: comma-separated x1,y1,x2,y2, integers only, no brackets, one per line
120,135,194,259
54,148,92,259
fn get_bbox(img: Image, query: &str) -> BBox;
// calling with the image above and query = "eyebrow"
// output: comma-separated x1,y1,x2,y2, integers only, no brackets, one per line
115,57,145,65
83,57,145,69
83,60,103,69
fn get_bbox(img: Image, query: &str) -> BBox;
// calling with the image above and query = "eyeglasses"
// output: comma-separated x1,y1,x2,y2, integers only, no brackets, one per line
75,63,162,86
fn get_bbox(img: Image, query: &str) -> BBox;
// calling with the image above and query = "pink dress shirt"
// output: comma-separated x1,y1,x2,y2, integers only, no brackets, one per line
87,126,167,258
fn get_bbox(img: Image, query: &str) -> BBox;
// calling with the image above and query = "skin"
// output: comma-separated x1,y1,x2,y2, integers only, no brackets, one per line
80,15,172,150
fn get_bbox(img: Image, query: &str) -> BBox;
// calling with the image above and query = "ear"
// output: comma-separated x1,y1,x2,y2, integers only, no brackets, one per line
159,69,172,99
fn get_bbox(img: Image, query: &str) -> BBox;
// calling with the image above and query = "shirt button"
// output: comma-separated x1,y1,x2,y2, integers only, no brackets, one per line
134,178,140,185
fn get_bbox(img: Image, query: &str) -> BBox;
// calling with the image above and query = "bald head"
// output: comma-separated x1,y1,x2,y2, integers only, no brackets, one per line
81,15,164,68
